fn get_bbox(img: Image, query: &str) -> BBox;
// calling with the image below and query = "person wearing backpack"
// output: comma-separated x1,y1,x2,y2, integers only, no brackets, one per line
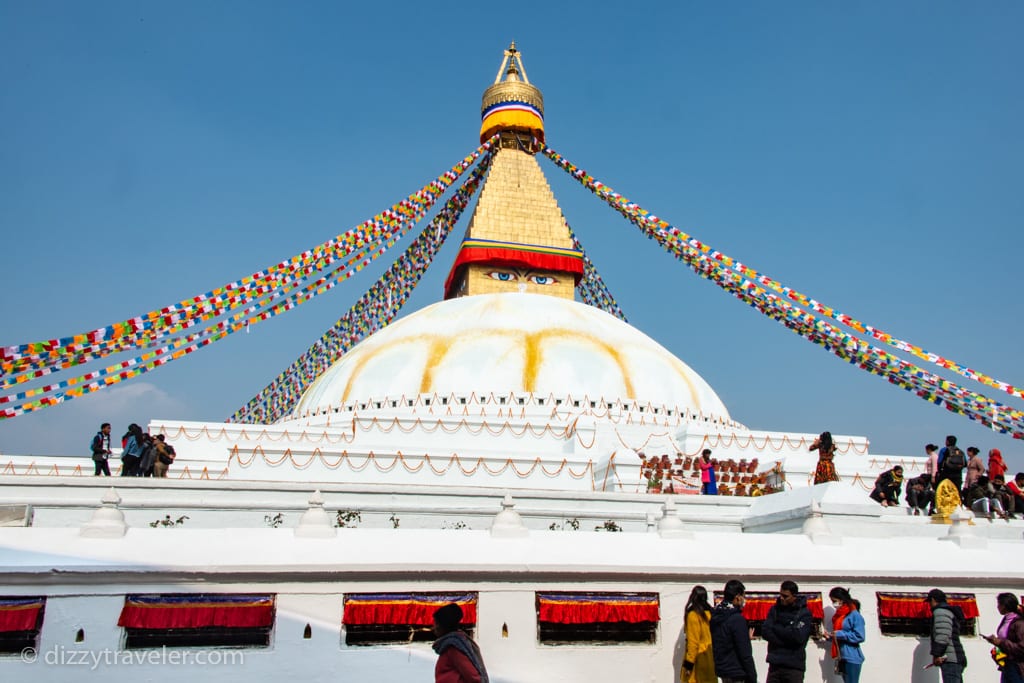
137,434,158,477
928,588,967,683
937,436,967,493
90,423,113,476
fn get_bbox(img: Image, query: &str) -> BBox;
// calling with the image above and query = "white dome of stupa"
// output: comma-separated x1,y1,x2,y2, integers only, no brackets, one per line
292,293,730,420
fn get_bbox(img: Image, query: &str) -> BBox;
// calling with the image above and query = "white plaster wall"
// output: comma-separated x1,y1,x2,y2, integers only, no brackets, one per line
1,580,1017,683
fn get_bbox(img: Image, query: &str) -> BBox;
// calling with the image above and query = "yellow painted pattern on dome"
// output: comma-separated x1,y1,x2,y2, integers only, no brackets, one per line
338,335,430,405
419,338,454,395
523,333,542,392
336,326,701,407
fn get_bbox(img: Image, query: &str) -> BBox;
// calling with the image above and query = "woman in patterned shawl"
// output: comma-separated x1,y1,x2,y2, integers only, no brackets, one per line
810,431,840,484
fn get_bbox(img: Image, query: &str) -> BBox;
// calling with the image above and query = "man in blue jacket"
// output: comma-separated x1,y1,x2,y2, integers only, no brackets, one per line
711,579,757,683
762,580,813,682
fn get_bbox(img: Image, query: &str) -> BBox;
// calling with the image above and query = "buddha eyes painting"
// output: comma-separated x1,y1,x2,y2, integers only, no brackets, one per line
486,269,559,285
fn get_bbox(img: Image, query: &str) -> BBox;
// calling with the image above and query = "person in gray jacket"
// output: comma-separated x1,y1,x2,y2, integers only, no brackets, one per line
928,588,967,683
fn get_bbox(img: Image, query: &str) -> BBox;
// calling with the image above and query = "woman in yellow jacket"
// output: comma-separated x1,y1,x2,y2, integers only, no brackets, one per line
681,585,716,683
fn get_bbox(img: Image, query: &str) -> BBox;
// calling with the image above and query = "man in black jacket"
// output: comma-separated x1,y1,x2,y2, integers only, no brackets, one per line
761,580,813,682
711,579,757,683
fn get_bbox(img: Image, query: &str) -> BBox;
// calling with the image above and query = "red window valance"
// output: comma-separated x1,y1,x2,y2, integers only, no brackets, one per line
0,597,44,632
877,593,979,620
118,594,275,629
537,592,660,624
714,592,824,621
343,593,477,626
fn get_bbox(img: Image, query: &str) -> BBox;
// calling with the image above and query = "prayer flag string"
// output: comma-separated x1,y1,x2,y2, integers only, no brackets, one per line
232,150,494,424
0,139,496,383
0,142,495,420
568,223,627,322
542,146,1024,404
541,145,1024,438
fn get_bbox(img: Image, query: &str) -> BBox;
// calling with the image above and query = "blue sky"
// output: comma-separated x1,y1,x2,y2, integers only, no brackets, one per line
2,2,1022,472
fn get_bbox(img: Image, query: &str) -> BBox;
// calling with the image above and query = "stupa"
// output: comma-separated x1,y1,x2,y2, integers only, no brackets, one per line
0,45,1020,683
143,43,852,493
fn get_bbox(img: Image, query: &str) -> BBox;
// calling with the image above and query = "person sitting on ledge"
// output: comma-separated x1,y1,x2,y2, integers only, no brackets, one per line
1008,473,1024,519
964,475,1009,521
869,466,903,507
991,475,1015,520
905,473,934,516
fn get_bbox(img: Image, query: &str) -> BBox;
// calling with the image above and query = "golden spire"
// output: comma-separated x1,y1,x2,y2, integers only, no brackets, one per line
444,44,581,301
480,42,545,144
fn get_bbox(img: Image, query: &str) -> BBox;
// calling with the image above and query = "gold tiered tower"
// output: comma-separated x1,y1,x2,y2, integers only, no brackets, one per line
443,43,583,301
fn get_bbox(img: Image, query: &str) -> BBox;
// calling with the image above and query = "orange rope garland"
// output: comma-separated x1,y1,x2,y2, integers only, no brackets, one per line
225,446,595,480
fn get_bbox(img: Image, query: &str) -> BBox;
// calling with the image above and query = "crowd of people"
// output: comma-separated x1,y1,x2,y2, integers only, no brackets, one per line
89,422,176,478
427,585,1024,683
866,435,1023,520
681,581,1024,683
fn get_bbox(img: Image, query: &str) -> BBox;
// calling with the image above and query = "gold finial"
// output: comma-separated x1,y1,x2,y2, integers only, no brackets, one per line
493,40,530,85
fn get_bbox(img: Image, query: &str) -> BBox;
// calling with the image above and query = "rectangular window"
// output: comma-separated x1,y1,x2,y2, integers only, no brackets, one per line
342,593,477,646
118,594,275,649
0,597,45,655
876,592,978,637
536,592,659,645
713,591,824,639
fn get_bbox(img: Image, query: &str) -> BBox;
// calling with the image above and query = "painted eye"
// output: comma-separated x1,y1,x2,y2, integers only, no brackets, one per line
528,275,558,285
487,271,515,281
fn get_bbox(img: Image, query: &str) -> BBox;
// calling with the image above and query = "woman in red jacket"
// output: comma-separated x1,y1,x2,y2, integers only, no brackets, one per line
433,603,489,683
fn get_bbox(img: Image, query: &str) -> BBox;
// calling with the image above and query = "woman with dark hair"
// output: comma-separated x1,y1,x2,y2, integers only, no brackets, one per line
698,450,718,496
120,423,145,477
432,603,488,683
822,587,865,683
810,431,840,484
983,593,1024,683
681,585,716,682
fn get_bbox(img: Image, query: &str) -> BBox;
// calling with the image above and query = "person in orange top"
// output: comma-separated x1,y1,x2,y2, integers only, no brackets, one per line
682,585,716,682
989,448,1009,482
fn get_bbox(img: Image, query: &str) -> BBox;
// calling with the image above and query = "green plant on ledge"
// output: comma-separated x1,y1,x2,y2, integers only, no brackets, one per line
548,517,581,531
335,509,362,528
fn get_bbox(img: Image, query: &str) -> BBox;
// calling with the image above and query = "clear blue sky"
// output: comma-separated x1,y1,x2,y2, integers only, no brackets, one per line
2,2,1022,472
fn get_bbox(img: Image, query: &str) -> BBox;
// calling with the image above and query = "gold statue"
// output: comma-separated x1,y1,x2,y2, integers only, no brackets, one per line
931,478,962,524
